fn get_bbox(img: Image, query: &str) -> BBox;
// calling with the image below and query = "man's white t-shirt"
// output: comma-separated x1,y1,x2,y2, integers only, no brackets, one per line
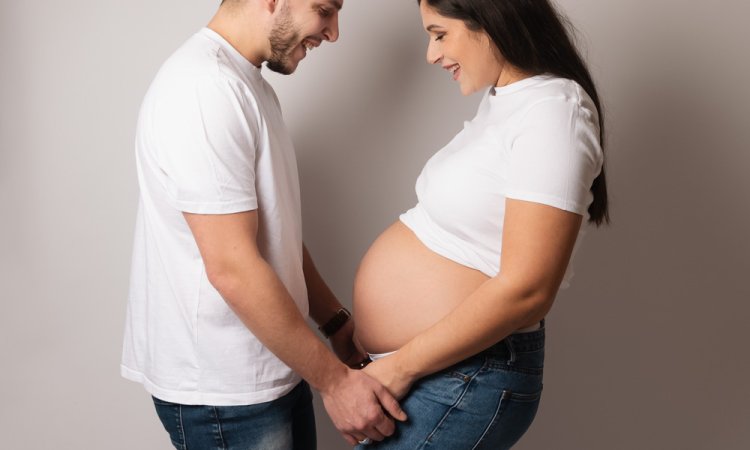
121,28,307,406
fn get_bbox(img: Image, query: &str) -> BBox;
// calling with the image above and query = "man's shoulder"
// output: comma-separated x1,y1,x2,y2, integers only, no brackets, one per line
158,34,247,88
144,48,264,124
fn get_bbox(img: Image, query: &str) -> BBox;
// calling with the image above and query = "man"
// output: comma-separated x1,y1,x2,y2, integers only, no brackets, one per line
121,0,405,448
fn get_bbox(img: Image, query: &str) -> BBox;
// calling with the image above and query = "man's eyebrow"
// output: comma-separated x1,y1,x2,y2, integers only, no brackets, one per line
328,0,343,10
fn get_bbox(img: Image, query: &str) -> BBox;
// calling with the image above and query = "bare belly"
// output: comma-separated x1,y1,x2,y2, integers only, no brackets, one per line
353,221,490,353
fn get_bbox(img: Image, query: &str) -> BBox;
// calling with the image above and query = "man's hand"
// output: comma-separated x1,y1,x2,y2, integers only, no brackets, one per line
320,368,407,446
329,320,367,368
362,354,415,400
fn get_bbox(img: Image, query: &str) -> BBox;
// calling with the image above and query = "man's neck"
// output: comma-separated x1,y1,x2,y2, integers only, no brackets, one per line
207,6,268,68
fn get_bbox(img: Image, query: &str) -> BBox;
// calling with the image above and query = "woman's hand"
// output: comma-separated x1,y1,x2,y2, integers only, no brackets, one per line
362,354,415,400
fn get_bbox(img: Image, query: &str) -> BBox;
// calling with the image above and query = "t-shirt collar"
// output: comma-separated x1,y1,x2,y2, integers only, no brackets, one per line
199,27,262,81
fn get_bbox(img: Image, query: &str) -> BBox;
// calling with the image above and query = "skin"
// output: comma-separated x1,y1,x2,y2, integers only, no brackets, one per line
195,1,406,446
420,1,529,94
360,4,584,400
209,0,341,74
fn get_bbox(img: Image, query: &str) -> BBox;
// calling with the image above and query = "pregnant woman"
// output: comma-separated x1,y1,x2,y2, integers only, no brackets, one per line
352,0,609,448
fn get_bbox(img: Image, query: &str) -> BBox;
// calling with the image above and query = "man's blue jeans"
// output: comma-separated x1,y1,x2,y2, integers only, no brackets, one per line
153,380,316,450
358,325,545,449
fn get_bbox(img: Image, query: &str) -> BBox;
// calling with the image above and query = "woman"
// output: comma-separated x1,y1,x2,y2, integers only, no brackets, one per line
351,0,609,448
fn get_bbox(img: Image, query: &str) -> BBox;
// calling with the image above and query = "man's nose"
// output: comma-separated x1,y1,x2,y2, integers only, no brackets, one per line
323,14,340,42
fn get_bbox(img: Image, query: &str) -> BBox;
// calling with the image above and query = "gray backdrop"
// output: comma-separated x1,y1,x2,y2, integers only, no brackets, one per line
2,0,749,448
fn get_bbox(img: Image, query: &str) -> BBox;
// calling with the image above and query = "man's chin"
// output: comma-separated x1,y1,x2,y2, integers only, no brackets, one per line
267,58,299,75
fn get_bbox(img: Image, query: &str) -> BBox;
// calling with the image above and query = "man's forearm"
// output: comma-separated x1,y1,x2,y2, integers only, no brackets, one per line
213,253,345,393
182,210,402,442
302,244,344,326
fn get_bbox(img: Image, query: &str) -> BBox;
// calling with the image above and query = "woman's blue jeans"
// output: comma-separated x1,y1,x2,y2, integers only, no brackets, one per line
152,380,316,450
360,325,545,450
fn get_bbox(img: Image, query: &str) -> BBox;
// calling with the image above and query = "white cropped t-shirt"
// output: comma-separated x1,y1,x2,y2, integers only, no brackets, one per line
400,75,603,284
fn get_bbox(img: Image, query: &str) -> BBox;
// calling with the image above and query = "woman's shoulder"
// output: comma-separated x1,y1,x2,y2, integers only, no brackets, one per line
511,76,598,126
486,75,594,119
516,75,591,105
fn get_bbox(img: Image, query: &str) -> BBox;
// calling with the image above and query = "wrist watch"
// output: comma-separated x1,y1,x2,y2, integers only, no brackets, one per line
318,307,351,338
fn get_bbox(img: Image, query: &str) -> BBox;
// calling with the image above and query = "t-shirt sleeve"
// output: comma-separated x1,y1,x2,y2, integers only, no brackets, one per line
505,96,603,215
151,76,260,214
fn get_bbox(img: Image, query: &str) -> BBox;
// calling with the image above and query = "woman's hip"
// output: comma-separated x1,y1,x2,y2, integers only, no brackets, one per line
360,329,545,449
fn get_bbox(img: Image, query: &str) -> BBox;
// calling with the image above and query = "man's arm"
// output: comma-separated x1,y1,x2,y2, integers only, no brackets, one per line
183,211,405,445
303,245,366,367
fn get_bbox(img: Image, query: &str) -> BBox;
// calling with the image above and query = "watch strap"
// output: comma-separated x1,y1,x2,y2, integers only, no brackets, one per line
319,307,351,338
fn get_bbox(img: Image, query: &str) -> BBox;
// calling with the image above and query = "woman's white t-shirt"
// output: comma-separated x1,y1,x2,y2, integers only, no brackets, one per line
400,75,603,285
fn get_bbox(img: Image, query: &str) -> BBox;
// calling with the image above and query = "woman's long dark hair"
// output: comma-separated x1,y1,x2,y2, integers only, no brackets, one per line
419,0,609,225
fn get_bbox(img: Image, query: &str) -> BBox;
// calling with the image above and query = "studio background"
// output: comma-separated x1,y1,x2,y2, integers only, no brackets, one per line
1,0,748,448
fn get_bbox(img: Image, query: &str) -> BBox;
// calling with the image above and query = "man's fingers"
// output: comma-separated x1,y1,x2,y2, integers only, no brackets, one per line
350,408,387,441
376,387,408,421
364,422,386,441
342,432,359,446
373,414,396,438
325,370,405,446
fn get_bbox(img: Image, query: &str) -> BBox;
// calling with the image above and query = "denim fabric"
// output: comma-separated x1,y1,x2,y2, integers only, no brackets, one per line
153,381,316,450
359,327,544,450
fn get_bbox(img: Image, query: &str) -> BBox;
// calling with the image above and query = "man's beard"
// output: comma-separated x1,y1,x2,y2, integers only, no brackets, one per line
267,4,301,75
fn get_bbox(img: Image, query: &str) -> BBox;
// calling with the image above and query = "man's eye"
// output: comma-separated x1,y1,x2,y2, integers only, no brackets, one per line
318,7,332,18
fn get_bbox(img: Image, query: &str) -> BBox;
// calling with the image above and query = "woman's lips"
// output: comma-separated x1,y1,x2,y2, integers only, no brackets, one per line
452,66,461,81
444,63,461,81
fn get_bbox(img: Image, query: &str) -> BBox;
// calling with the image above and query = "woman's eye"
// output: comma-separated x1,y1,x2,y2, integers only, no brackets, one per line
434,34,445,42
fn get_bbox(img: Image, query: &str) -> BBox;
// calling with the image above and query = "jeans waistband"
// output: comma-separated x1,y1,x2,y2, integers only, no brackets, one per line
367,321,545,365
480,320,545,358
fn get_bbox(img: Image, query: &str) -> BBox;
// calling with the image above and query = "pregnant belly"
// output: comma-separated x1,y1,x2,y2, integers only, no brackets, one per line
353,221,489,354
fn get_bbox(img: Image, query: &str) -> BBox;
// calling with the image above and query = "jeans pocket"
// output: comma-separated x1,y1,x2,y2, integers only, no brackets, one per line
152,399,187,450
472,388,543,450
